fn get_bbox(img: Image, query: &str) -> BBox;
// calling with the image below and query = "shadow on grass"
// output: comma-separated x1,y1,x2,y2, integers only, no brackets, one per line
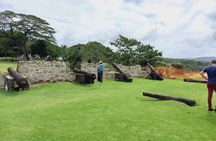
205,112,216,125
73,83,95,87
136,97,160,102
0,89,21,97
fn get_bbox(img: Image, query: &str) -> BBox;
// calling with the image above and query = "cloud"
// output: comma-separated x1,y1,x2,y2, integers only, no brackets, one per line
0,0,216,58
124,0,143,4
0,1,13,9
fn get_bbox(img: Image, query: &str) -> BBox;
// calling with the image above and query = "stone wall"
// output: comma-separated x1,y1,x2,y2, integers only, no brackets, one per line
0,61,147,86
17,61,74,84
81,63,147,79
81,63,113,79
0,73,5,87
116,64,147,77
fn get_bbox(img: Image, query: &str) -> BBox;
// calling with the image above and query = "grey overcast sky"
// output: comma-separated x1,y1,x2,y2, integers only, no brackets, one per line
0,0,216,58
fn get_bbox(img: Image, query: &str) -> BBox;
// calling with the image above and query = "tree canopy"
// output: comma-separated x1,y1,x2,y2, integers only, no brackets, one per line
0,10,56,60
66,41,114,68
0,10,165,68
111,35,162,66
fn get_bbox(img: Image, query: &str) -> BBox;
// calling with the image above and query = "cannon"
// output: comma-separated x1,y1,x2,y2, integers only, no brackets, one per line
146,63,163,81
112,63,132,82
183,78,207,84
7,67,29,90
143,92,196,106
73,68,96,84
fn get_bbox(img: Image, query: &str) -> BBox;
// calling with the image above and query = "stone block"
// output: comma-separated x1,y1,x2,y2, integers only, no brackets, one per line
4,75,15,91
0,73,4,87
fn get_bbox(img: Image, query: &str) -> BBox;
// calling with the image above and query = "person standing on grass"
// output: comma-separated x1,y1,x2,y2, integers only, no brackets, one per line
200,60,216,111
97,61,104,87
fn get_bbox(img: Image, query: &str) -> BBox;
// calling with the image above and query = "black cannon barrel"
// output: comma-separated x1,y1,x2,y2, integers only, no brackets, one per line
143,92,196,106
7,67,29,90
146,63,163,81
183,78,207,84
147,63,156,73
112,63,125,74
112,63,132,82
73,68,96,80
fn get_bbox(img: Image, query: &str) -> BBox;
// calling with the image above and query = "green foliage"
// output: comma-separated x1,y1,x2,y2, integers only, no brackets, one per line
82,42,114,63
111,35,162,66
136,44,162,66
66,36,162,68
0,57,19,62
163,58,210,70
0,79,216,140
30,40,48,58
67,41,114,68
110,35,138,65
171,62,184,69
59,45,67,61
29,39,61,60
0,35,21,57
0,61,17,73
67,45,82,68
0,10,56,60
47,43,61,59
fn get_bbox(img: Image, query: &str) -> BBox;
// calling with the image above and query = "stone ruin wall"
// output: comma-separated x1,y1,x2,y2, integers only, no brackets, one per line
116,64,148,77
0,61,147,87
81,63,147,79
17,61,74,84
80,63,112,79
0,73,4,87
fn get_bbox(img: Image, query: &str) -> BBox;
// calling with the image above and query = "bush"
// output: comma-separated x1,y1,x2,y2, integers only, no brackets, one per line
0,57,19,62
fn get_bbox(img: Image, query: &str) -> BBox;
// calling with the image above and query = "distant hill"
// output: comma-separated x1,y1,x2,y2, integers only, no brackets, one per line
163,57,210,71
192,57,216,62
165,57,216,62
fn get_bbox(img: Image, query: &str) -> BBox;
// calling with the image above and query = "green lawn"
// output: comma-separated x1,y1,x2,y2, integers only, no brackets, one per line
0,78,216,141
0,61,17,73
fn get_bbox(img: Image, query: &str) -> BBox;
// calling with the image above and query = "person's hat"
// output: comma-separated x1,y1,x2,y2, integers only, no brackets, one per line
99,61,103,64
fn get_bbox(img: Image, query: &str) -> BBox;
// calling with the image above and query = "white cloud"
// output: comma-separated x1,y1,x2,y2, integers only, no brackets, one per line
0,0,216,58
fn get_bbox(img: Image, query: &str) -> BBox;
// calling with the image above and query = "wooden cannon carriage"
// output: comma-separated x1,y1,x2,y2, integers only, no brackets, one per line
73,68,96,84
146,63,163,81
4,67,29,91
112,63,132,82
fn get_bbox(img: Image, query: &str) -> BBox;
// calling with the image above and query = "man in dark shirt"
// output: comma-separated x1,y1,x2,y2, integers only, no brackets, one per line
200,60,216,111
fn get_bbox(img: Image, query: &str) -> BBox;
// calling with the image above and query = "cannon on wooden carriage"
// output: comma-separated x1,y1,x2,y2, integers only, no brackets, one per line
146,63,163,81
5,67,29,91
73,68,96,84
112,63,132,82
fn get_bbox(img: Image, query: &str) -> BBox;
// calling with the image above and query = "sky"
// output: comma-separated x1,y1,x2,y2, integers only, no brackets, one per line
0,0,216,58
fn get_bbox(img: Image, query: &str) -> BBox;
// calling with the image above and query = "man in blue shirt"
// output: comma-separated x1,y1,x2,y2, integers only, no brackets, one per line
97,61,104,87
200,60,216,111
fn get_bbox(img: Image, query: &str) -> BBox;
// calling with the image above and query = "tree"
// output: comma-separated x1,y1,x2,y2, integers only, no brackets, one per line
66,41,115,68
30,39,61,59
110,35,139,65
0,34,21,57
0,10,55,60
67,45,82,69
110,35,162,66
136,44,162,66
60,45,67,61
82,41,114,63
47,43,61,59
30,40,48,58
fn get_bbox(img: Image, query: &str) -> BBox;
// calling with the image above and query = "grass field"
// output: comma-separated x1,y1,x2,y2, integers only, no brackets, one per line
0,61,17,73
0,78,216,141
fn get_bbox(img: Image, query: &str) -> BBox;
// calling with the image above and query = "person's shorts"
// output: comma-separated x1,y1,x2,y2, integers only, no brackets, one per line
207,83,216,91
